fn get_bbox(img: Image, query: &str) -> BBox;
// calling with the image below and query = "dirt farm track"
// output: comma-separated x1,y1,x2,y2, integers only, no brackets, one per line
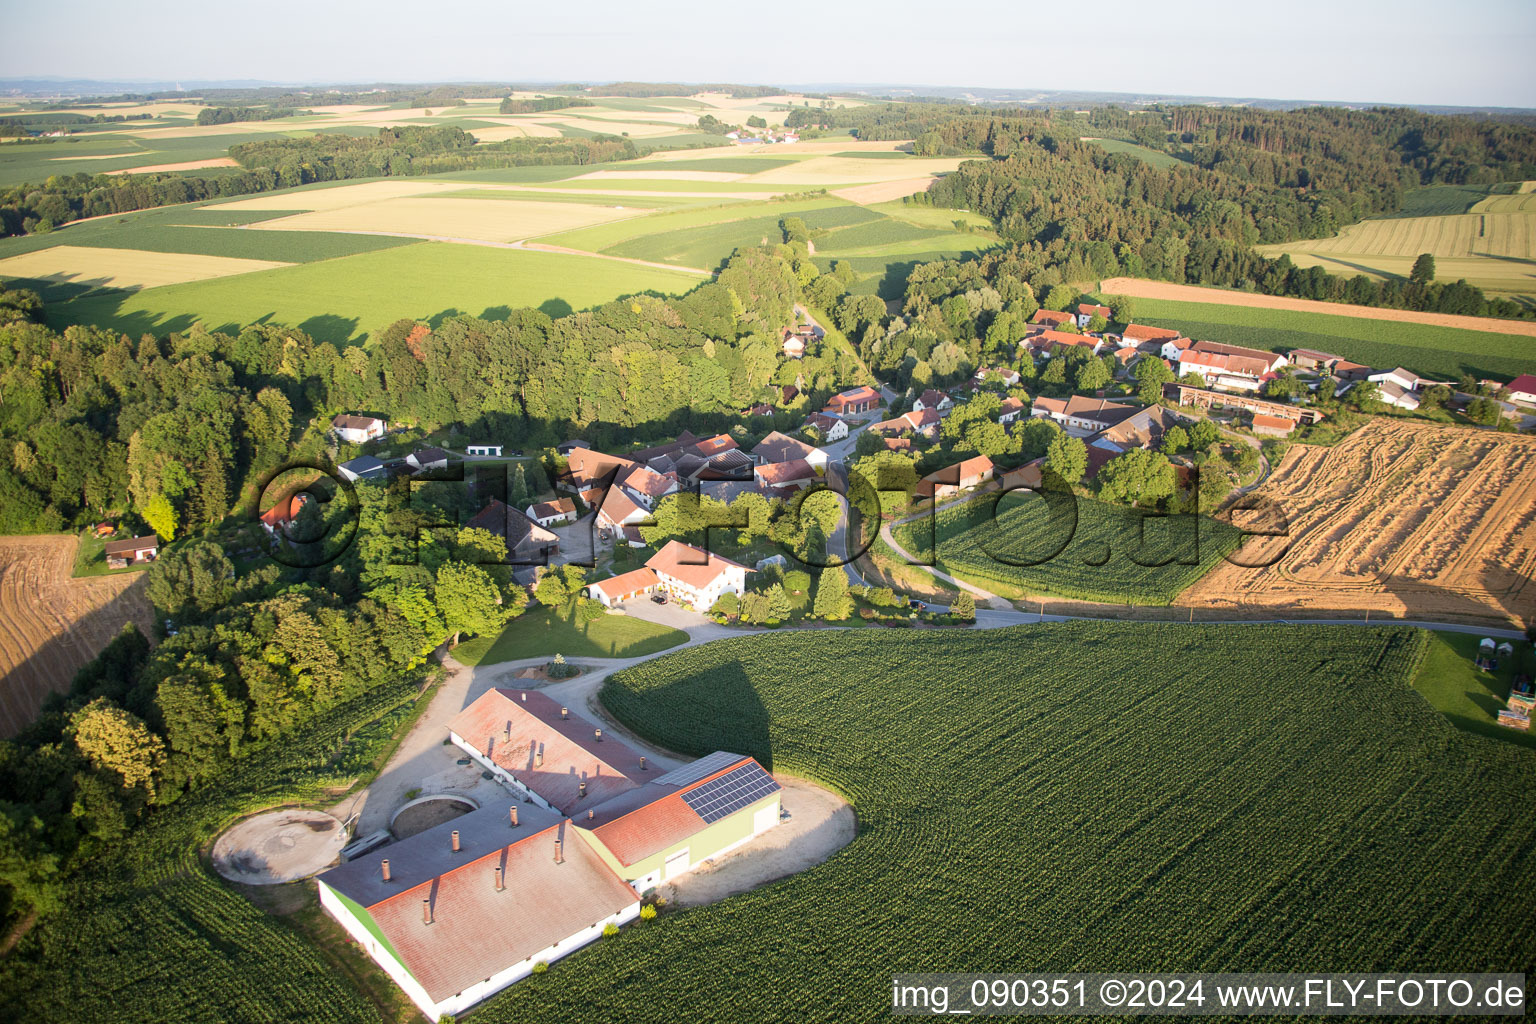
1179,421,1536,627
0,535,154,736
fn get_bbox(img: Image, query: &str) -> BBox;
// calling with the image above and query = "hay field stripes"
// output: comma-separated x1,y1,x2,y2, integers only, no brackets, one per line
1177,420,1536,627
245,196,649,245
1258,212,1535,261
0,244,293,293
0,535,155,738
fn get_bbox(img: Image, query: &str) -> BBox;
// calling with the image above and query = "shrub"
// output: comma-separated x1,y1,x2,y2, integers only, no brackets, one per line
602,922,620,937
639,904,658,921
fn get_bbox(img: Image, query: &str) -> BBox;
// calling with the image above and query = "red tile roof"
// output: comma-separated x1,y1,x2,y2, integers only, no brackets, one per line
366,818,637,1003
1031,309,1073,326
646,540,750,591
527,498,575,521
619,465,674,498
1122,323,1182,343
755,458,816,487
1036,329,1099,349
1078,303,1112,318
1252,414,1295,432
752,431,816,464
448,689,646,812
1506,373,1536,396
588,567,660,601
565,448,636,487
259,491,309,528
598,486,644,527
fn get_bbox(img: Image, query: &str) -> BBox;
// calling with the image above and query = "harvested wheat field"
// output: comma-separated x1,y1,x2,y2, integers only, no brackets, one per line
204,179,461,212
1179,420,1536,627
249,195,640,243
0,245,292,292
0,536,155,737
105,157,239,175
833,177,942,205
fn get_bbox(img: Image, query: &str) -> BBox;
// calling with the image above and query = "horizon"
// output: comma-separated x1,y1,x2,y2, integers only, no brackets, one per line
5,0,1534,109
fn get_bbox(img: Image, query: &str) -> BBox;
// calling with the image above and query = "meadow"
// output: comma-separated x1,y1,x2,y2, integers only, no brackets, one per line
894,492,1241,605
44,242,706,343
1128,295,1533,381
450,603,688,665
1081,137,1189,169
1411,630,1536,750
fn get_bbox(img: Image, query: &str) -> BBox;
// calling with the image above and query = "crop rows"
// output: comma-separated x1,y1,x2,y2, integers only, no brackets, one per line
444,623,1536,1023
894,494,1241,605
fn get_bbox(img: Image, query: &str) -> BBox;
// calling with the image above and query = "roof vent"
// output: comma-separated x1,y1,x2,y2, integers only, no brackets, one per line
451,830,461,853
509,806,519,827
640,756,647,771
554,836,564,864
380,858,391,882
560,706,569,720
594,728,603,742
578,781,588,799
494,865,504,892
422,898,433,925
587,809,594,821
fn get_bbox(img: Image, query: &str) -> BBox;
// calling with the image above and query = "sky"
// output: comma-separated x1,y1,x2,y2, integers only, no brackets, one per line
7,0,1535,109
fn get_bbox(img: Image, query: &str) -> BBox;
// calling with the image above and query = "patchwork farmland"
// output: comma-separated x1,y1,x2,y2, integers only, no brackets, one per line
0,535,155,737
1178,420,1536,628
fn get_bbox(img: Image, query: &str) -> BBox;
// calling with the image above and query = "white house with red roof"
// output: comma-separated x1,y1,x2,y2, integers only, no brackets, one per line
1507,373,1536,406
646,540,751,609
823,385,880,416
586,566,661,607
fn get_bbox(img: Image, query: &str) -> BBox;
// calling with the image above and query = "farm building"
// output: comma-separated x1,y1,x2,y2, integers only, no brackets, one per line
1031,396,1140,435
103,535,158,568
1287,348,1342,370
823,386,880,416
997,397,1028,425
260,491,311,534
562,448,636,492
1251,414,1296,437
1159,336,1195,361
466,500,560,563
868,409,943,439
1030,309,1074,328
331,414,387,444
1376,380,1421,411
465,443,503,457
595,487,649,541
1508,373,1536,406
1163,383,1326,425
587,567,661,607
916,455,995,501
338,455,387,483
1122,323,1182,346
526,498,577,528
647,540,751,609
755,458,819,497
1024,330,1105,359
1177,348,1272,393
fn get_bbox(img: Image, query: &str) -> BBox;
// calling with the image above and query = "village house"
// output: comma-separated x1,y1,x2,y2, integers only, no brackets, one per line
1030,309,1074,329
338,455,387,483
754,458,819,496
1122,323,1183,348
647,540,751,608
974,366,1021,388
997,396,1028,425
525,498,577,528
1251,414,1296,437
259,491,311,535
1089,405,1183,455
1177,339,1287,393
331,414,387,444
1159,336,1195,361
561,448,637,492
1030,395,1140,436
823,385,880,416
1376,380,1422,411
1024,330,1106,360
1076,303,1112,328
801,412,849,442
751,431,828,470
916,454,995,501
104,535,158,568
595,486,650,542
586,566,661,607
782,335,805,359
913,389,953,413
406,447,450,475
466,500,560,563
868,408,943,439
465,443,503,457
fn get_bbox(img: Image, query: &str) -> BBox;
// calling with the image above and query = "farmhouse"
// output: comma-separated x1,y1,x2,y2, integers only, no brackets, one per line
338,455,387,483
647,540,751,609
562,448,637,492
1177,341,1285,393
997,397,1027,425
1287,348,1342,370
525,498,577,528
259,491,310,534
1190,339,1287,373
916,455,995,501
617,464,679,507
1030,309,1074,328
465,443,503,457
782,335,806,359
1091,405,1183,453
801,412,849,442
755,458,819,496
752,431,828,469
103,535,158,568
1376,380,1422,411
1026,330,1105,359
1159,336,1194,361
914,389,953,412
331,414,387,444
823,386,880,415
406,447,449,474
595,486,650,541
1368,367,1430,392
1122,324,1182,346
1076,303,1112,328
1507,373,1536,406
466,500,560,563
1030,395,1139,435
586,566,660,607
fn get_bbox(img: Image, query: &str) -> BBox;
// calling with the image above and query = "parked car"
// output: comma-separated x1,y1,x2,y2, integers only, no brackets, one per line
651,592,668,604
907,598,926,611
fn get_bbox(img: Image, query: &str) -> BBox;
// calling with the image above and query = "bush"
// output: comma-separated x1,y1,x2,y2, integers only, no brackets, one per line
639,903,658,921
602,922,620,937
532,961,548,974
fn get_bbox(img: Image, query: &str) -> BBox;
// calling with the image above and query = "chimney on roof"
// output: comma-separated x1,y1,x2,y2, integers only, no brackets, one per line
554,836,563,864
594,728,602,742
639,756,647,771
587,809,594,821
579,781,587,799
380,858,391,882
504,721,510,738
535,748,543,767
422,898,432,925
494,865,504,892
509,805,519,827
520,691,527,702
451,830,461,853
560,706,569,720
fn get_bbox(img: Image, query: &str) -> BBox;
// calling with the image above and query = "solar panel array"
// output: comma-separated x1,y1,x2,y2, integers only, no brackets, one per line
653,750,743,788
680,762,782,824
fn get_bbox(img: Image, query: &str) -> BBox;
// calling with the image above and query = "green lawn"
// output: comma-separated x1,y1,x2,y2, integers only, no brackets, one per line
1083,137,1189,170
43,241,705,344
70,529,153,578
451,603,688,665
1129,295,1534,382
1411,630,1536,750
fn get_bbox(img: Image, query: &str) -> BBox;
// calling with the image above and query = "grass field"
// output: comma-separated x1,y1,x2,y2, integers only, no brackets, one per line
1129,295,1533,381
246,194,645,244
402,622,1536,1023
44,242,705,343
0,244,292,300
450,603,688,665
1081,137,1189,169
1412,630,1536,750
894,493,1242,605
